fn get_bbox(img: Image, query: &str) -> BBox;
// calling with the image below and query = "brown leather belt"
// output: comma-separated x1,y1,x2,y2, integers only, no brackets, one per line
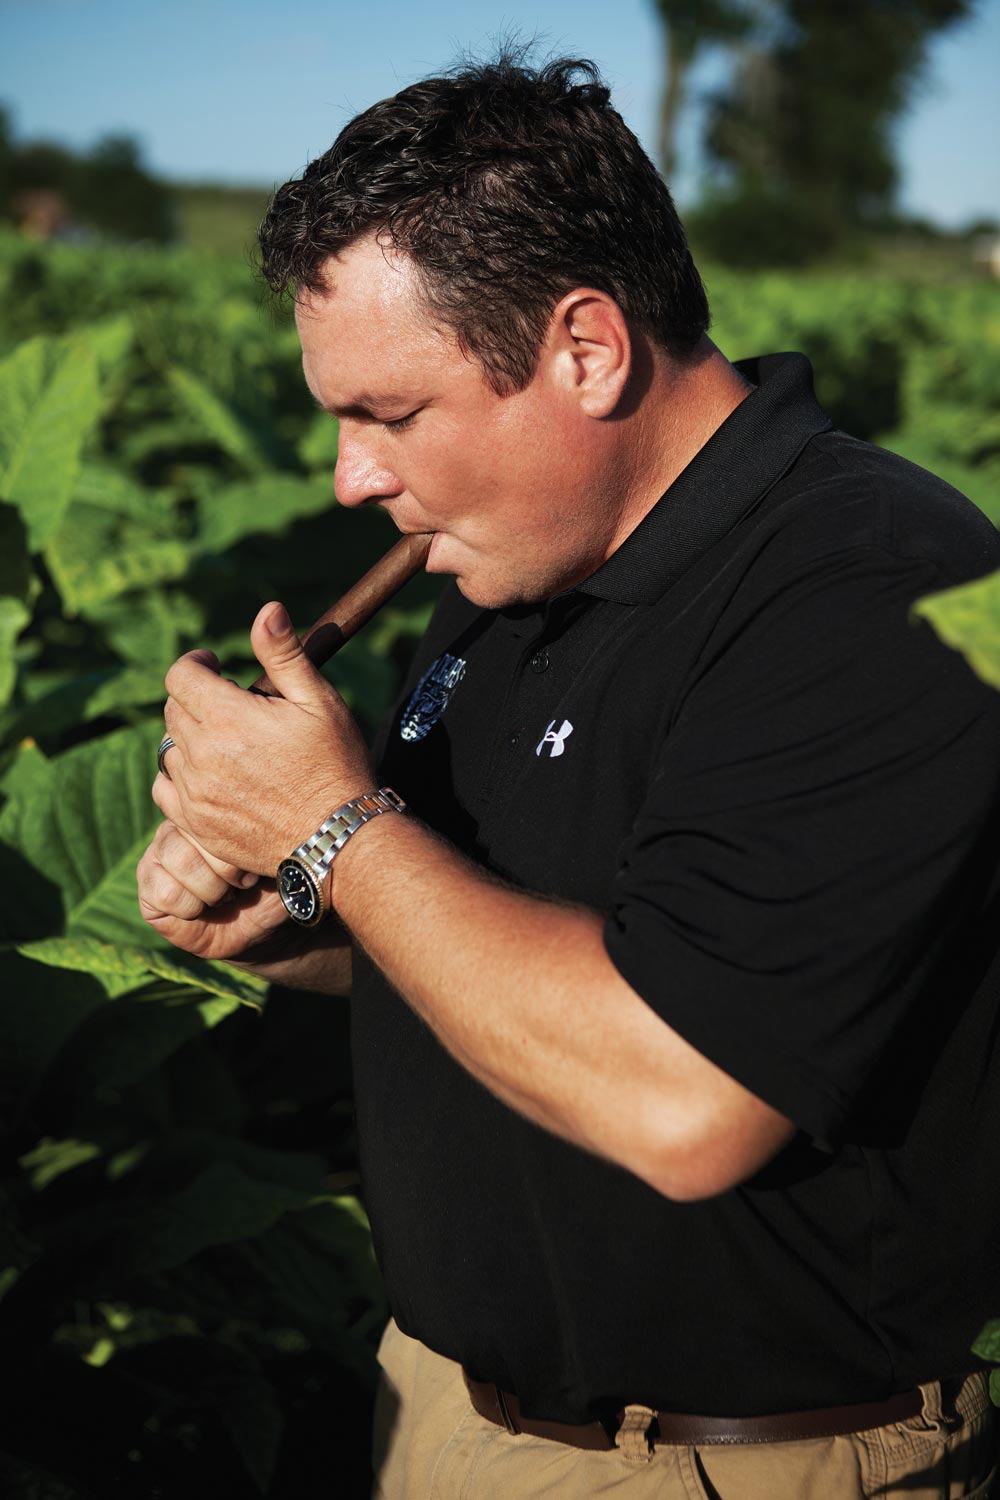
463,1371,930,1450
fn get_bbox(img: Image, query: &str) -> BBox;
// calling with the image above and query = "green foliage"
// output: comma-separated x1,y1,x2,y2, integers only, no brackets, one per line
0,113,174,244
0,229,439,1495
0,224,997,1486
912,569,1000,690
0,334,100,549
693,0,973,263
705,269,1000,519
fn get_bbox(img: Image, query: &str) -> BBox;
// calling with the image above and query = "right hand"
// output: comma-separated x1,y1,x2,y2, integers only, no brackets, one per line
137,820,289,962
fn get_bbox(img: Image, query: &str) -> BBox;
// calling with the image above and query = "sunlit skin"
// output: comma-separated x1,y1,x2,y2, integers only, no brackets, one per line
298,235,753,608
135,244,795,1202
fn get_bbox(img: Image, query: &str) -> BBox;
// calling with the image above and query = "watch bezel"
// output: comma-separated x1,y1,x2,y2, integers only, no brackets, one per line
277,857,325,928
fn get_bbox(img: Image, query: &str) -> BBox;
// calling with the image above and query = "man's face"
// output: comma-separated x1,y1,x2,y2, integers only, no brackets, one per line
295,236,629,608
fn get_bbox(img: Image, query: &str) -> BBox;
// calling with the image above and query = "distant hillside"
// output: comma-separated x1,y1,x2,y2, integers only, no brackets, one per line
169,181,273,256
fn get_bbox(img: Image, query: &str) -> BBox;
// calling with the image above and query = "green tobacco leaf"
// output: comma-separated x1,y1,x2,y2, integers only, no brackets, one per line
20,1136,103,1191
0,335,101,549
2,667,166,747
46,501,189,614
0,500,38,603
0,596,31,711
112,1338,284,1495
0,839,63,943
21,935,264,1008
74,463,177,523
0,734,53,800
912,568,1000,691
109,1160,318,1277
142,950,264,1007
0,724,267,1006
0,950,109,1123
204,1355,284,1494
85,588,203,674
193,473,336,554
973,1318,1000,1364
230,1199,385,1384
0,503,40,711
298,409,339,471
167,366,274,473
17,935,152,998
0,720,165,946
0,1184,39,1281
77,313,134,377
38,988,242,1103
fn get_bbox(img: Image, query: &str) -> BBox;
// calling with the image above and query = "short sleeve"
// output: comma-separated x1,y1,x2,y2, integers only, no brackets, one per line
603,543,1000,1146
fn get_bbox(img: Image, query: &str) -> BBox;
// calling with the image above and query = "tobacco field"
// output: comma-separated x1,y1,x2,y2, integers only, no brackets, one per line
0,227,998,1497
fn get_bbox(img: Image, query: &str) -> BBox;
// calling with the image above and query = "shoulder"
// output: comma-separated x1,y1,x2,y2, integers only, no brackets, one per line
756,429,1000,587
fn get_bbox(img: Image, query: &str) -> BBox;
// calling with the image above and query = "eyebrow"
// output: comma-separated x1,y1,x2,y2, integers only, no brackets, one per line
311,391,403,420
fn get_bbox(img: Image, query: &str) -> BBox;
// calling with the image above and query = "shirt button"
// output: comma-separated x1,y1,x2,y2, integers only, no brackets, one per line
509,731,520,747
529,651,550,673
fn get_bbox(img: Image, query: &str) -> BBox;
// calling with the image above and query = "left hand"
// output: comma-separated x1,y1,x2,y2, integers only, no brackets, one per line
153,601,375,874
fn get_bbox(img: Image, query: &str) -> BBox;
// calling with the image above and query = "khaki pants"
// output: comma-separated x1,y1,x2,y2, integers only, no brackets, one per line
372,1319,997,1499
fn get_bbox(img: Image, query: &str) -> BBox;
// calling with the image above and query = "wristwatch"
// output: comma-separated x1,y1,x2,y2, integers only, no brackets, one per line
276,786,406,927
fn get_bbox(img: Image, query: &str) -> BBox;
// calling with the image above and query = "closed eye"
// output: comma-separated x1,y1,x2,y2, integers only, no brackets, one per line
383,410,419,432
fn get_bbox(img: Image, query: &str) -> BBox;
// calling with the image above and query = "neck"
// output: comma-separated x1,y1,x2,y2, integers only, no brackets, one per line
604,337,754,558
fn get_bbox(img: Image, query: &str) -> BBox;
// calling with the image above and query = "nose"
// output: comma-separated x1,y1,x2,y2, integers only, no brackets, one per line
334,425,404,510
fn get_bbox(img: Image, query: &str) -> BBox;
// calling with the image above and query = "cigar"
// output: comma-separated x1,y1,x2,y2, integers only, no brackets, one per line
250,531,433,697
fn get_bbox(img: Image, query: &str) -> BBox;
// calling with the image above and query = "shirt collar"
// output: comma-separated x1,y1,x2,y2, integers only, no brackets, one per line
575,351,833,606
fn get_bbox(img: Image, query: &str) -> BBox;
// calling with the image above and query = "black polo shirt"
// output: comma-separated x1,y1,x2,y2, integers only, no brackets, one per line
351,352,1000,1422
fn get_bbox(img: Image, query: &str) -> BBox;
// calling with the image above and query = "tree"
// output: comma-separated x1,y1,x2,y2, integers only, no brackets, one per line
650,0,753,181
76,135,175,243
0,112,174,244
694,0,975,262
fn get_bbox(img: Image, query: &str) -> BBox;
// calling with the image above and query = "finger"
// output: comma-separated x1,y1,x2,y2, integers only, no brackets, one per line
163,695,199,742
154,824,239,907
164,651,241,715
189,649,220,672
250,602,331,709
152,769,183,820
137,844,213,921
157,735,180,780
155,820,258,890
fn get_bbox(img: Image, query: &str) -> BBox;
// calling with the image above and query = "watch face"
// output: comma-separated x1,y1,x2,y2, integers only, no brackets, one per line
277,860,322,927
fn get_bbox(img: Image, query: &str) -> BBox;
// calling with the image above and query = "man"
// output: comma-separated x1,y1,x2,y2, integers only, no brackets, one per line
137,55,1000,1499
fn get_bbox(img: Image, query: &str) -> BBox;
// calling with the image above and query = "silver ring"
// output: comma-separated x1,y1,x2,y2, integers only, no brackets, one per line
157,735,175,779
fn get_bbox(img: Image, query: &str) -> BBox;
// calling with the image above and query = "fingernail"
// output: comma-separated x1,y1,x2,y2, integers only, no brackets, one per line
265,604,291,636
240,872,259,888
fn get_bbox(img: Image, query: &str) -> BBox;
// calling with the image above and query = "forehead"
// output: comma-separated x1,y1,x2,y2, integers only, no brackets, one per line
294,237,458,388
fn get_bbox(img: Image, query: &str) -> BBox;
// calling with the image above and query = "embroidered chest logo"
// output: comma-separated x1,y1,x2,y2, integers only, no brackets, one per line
399,653,467,743
535,718,574,758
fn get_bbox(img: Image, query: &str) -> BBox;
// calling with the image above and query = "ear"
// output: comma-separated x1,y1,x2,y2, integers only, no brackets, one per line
547,289,632,419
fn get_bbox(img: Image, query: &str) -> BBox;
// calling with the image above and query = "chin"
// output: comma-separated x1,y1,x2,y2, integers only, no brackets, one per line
437,543,561,610
455,574,550,610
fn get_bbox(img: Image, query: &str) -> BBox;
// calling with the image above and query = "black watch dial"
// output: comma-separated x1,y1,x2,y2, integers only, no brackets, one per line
277,860,322,927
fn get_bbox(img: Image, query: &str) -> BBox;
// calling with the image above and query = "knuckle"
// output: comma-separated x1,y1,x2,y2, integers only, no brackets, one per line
157,872,200,917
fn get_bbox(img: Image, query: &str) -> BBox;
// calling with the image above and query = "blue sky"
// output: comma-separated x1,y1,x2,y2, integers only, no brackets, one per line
2,0,998,227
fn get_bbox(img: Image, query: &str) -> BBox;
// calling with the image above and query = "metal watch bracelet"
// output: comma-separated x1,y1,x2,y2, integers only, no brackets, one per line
276,787,406,927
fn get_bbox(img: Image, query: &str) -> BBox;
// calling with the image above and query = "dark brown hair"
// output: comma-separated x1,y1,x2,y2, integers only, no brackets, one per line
258,53,710,395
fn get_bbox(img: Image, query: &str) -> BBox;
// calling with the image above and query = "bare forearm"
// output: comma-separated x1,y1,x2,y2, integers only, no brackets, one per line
330,812,787,1197
228,923,353,994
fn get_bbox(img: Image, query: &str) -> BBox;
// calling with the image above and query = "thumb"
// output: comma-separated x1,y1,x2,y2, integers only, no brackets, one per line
251,602,328,705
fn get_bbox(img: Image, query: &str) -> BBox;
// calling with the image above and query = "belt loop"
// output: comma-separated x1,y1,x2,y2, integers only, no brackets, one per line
918,1380,959,1435
615,1405,658,1465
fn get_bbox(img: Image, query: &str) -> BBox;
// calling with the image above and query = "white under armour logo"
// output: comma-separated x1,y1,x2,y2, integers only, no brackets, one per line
536,719,574,758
